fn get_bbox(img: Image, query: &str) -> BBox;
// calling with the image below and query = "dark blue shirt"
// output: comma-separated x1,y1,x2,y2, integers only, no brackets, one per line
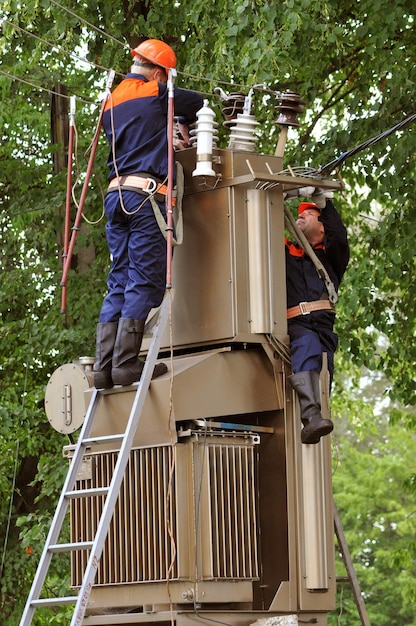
285,200,350,330
102,73,203,181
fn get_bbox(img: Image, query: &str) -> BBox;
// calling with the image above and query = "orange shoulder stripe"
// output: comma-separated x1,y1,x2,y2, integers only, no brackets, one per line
104,78,160,110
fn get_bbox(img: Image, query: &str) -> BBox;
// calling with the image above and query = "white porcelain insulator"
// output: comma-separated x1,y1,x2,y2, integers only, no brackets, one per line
192,101,217,177
228,113,260,151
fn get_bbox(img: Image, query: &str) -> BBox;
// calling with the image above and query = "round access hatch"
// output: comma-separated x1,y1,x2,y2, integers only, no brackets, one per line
45,363,92,434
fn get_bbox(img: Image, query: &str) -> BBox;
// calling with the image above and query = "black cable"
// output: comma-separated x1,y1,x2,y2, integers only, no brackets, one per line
318,113,416,175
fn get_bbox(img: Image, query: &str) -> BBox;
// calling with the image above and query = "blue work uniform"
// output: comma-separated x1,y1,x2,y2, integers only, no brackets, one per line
285,200,349,379
99,73,203,322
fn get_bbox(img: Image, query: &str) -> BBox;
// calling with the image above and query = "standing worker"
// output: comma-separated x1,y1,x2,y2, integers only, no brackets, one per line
285,189,350,444
93,39,203,389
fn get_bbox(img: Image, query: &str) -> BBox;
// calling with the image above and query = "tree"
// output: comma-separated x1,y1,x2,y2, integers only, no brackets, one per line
0,1,415,623
330,421,416,626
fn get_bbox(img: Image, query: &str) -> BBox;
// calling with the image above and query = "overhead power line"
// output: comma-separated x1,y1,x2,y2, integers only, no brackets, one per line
48,0,128,50
43,1,276,93
0,5,282,108
1,18,124,79
0,68,95,105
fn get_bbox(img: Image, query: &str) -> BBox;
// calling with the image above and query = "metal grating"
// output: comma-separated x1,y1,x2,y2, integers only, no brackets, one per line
71,445,177,586
71,436,258,587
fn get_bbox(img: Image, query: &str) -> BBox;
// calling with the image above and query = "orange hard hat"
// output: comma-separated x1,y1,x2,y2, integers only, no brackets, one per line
131,39,177,70
298,201,320,215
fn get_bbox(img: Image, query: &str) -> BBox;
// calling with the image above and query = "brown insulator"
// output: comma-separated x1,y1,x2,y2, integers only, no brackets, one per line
220,92,246,128
275,90,306,127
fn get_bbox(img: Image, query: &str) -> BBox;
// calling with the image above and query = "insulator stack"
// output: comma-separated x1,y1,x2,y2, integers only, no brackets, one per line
189,123,218,148
275,91,305,127
220,92,246,129
192,101,218,177
227,112,260,152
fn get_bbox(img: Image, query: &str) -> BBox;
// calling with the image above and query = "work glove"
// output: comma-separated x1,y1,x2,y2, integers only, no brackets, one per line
312,187,334,209
297,186,315,198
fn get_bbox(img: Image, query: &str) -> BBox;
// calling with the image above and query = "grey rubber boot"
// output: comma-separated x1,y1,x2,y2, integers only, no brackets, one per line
288,370,333,444
111,318,167,386
93,322,118,389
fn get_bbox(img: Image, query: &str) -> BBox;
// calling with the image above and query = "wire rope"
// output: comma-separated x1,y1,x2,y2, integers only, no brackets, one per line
1,17,124,79
48,0,128,50
1,6,281,97
0,67,95,105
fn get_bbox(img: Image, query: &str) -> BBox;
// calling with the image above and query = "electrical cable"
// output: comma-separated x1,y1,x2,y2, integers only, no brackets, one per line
48,0,129,50
317,112,416,176
0,441,20,583
46,0,279,93
1,7,281,97
1,17,124,79
60,70,115,293
0,67,94,105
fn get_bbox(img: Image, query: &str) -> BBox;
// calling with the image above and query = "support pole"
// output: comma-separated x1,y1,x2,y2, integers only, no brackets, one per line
165,67,176,289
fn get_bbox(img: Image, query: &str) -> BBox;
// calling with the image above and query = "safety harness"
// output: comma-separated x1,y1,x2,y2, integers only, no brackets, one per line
107,162,184,247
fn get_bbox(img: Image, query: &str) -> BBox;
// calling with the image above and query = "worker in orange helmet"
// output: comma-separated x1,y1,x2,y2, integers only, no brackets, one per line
285,189,350,444
93,39,203,389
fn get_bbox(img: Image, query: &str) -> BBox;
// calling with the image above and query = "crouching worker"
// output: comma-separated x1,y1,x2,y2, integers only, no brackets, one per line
285,189,350,443
93,39,203,389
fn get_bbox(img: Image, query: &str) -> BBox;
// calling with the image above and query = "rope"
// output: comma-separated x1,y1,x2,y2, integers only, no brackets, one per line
149,162,184,247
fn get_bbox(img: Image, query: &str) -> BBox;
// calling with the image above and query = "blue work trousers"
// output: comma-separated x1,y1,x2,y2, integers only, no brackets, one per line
288,322,338,384
99,191,167,323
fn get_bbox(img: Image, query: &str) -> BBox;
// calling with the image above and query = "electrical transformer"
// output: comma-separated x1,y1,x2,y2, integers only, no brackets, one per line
46,113,343,626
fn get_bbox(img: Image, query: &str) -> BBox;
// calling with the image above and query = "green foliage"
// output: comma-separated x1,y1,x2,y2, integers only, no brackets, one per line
330,422,416,626
0,0,415,623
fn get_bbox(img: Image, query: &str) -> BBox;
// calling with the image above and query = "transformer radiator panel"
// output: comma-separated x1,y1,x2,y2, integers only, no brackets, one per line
70,435,259,588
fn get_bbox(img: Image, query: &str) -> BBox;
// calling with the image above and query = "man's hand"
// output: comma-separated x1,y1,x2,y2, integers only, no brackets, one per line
297,186,315,198
175,122,192,150
312,188,334,209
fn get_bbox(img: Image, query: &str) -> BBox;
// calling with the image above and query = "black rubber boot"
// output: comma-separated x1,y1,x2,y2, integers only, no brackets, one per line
288,370,333,444
93,322,118,389
111,318,167,386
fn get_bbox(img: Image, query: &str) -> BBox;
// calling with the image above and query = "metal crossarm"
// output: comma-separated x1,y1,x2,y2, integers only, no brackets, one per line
20,295,170,626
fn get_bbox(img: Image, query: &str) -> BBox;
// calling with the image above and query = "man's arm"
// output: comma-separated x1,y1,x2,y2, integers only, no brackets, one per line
319,199,350,282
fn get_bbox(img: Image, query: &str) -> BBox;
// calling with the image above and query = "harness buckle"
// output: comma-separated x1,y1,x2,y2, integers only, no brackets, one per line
143,178,157,194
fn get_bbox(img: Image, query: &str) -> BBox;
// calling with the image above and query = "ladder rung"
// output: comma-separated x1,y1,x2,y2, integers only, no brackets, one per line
82,433,124,446
65,487,109,499
49,541,93,553
31,596,78,607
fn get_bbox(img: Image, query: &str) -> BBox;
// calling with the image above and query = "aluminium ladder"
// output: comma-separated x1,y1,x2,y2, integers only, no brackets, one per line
20,295,170,626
